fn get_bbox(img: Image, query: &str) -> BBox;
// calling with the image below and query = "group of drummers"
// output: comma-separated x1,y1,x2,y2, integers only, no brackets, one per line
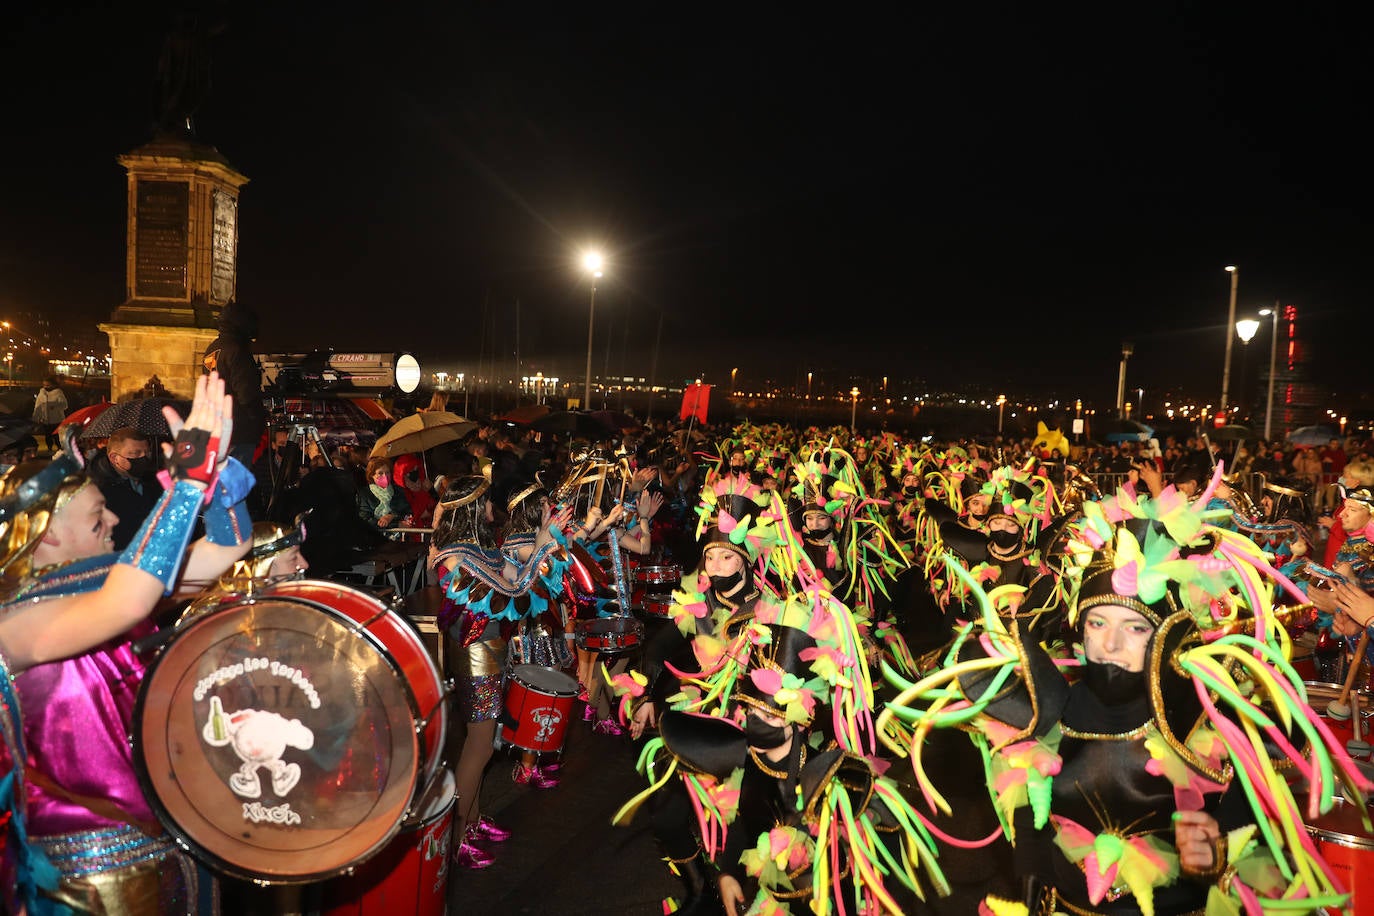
4,385,1374,916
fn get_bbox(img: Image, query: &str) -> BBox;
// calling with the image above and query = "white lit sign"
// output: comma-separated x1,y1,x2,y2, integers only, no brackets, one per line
395,354,422,393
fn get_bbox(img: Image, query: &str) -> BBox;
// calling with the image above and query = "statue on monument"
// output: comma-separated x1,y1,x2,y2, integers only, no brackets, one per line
156,11,226,136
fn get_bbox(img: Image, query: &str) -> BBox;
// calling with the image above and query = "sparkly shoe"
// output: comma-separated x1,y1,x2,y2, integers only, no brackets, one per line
533,766,561,788
583,703,596,723
513,762,559,789
592,717,625,736
453,837,495,869
473,815,512,843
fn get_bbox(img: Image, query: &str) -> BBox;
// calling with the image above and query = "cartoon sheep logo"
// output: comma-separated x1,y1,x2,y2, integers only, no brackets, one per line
203,697,315,799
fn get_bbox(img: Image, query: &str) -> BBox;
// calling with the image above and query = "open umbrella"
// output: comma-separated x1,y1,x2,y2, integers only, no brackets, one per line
370,411,475,458
55,402,113,437
1099,419,1154,443
1287,425,1337,447
530,410,615,439
82,397,191,442
589,409,642,433
1208,424,1253,442
497,404,553,425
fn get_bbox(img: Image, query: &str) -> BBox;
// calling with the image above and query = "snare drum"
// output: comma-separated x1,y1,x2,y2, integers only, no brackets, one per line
635,564,681,589
1304,682,1373,758
498,665,579,754
641,595,673,618
322,769,455,916
575,616,644,653
1300,759,1374,911
133,580,448,883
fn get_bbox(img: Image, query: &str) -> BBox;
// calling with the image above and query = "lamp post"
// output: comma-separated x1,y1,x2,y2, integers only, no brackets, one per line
581,252,603,410
1257,305,1279,440
731,367,738,395
850,387,860,433
1235,317,1260,424
1116,342,1133,418
997,394,1007,434
806,371,813,400
1220,265,1239,412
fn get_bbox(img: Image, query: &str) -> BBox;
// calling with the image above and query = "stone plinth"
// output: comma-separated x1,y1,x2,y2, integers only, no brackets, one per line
98,323,218,401
100,131,248,402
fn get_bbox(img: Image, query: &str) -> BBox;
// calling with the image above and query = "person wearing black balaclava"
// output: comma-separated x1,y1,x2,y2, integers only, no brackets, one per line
203,300,265,472
87,426,162,550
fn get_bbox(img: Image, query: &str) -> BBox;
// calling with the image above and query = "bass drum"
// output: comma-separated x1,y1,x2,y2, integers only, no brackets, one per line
133,580,448,884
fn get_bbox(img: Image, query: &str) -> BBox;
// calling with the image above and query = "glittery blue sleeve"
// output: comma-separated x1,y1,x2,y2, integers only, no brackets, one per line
116,480,204,594
203,458,254,546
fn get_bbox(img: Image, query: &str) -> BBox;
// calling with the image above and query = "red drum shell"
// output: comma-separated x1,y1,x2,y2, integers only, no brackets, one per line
1291,647,1317,683
499,665,579,754
575,617,644,653
133,580,447,884
1299,757,1374,911
642,596,673,618
635,564,681,587
321,768,456,916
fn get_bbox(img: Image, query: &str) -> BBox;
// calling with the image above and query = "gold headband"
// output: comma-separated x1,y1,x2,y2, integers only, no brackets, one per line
440,478,490,511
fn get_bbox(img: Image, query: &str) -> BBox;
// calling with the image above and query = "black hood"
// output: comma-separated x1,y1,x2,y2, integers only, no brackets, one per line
217,301,259,339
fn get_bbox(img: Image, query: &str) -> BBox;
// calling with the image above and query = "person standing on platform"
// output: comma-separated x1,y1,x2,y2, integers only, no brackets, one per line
31,375,68,453
202,301,265,471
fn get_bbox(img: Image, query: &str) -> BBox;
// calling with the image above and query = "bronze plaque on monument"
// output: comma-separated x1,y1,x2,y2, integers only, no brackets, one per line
211,189,237,304
135,180,189,299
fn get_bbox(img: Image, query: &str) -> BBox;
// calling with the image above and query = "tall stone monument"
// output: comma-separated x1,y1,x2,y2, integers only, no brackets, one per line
99,135,247,400
99,13,244,400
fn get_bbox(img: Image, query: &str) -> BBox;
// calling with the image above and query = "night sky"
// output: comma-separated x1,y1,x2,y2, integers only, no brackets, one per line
3,5,1370,409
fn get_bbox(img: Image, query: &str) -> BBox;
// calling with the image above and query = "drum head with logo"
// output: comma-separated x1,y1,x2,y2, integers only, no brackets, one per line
134,586,426,883
513,664,579,696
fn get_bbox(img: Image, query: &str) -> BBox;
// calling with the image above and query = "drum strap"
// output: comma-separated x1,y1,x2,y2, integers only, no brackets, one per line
24,766,164,840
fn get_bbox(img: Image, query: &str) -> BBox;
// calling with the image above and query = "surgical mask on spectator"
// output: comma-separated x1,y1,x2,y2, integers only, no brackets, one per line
374,473,391,488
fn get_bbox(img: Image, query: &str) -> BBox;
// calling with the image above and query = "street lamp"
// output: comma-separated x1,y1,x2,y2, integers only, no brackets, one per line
850,387,860,432
1257,306,1279,441
581,251,603,410
1220,265,1239,411
731,367,738,395
1116,342,1133,418
1235,317,1260,423
997,394,1007,433
806,371,813,400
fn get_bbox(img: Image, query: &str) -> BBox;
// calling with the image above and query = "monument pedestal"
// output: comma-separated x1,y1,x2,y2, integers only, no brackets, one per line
101,132,248,401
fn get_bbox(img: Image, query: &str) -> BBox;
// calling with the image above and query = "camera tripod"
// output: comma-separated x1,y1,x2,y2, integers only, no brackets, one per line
265,423,337,520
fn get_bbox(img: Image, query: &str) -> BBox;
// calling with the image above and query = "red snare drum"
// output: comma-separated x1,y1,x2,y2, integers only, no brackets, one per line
499,665,579,754
322,769,455,916
1291,647,1317,683
133,580,448,883
575,616,644,653
1300,759,1374,912
641,595,673,618
635,564,681,589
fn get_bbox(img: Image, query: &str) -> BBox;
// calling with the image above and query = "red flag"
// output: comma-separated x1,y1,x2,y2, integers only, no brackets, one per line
679,383,711,423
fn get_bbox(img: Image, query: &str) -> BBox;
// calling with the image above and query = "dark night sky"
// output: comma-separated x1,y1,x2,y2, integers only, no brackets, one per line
2,4,1371,408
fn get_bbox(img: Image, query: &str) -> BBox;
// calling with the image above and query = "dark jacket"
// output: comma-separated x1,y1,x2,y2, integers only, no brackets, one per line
88,450,163,550
356,483,411,530
203,302,265,448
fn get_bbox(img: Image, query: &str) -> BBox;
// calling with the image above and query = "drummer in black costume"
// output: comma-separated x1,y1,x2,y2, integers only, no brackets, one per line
430,473,572,869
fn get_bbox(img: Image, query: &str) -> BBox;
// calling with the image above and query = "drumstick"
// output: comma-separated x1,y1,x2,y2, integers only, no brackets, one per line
1325,630,1369,721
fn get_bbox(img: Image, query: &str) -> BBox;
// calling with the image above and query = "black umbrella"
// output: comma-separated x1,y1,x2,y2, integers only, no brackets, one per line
1208,424,1253,442
82,397,191,442
529,410,615,439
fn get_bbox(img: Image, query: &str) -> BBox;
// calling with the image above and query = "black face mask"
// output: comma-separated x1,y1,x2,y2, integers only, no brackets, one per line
969,505,992,522
1082,660,1148,706
903,485,919,498
709,570,745,595
730,464,748,476
745,714,790,749
989,528,1022,550
125,456,155,477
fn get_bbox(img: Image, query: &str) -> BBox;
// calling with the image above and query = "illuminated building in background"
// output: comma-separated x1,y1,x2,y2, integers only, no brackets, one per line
1268,303,1322,436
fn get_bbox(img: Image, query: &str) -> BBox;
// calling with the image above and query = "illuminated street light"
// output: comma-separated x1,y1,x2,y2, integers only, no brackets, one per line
997,394,1007,433
1257,306,1280,440
1220,265,1239,411
807,371,813,400
581,251,604,409
731,367,738,394
850,387,860,432
1116,342,1133,418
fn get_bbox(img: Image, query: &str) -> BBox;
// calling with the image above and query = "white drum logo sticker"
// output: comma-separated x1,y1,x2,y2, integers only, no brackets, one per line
203,697,316,800
530,706,563,743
